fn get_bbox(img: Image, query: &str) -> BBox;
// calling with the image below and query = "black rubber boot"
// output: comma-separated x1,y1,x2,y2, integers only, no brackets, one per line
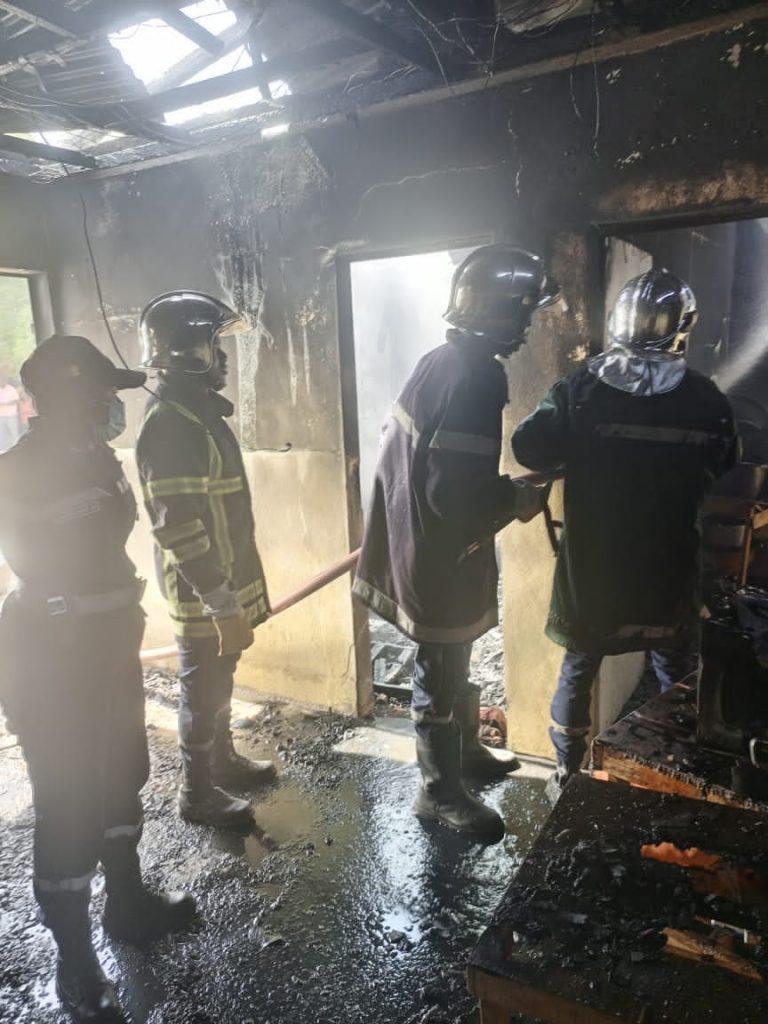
37,888,126,1024
178,746,254,828
101,836,197,944
455,684,520,779
210,707,276,789
414,721,505,843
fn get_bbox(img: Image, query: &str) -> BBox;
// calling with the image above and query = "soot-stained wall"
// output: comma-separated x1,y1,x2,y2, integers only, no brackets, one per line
6,15,768,739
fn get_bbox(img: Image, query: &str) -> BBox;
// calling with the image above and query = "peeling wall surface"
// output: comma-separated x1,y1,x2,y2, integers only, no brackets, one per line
2,17,768,738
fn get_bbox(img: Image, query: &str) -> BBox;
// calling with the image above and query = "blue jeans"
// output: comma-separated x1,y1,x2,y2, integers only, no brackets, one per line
176,636,239,755
411,642,473,739
550,635,700,770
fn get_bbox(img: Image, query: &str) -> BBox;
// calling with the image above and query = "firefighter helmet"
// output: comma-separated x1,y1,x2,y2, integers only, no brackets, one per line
139,291,248,373
608,269,697,354
444,245,560,338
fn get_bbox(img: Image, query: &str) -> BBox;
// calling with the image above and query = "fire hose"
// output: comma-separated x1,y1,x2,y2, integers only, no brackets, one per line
139,469,562,663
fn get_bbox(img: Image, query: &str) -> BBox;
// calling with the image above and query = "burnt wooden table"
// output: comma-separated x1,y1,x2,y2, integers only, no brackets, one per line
592,685,768,813
467,775,768,1024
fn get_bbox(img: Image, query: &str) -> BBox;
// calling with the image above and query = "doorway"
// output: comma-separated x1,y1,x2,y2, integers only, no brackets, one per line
0,273,37,453
347,246,507,718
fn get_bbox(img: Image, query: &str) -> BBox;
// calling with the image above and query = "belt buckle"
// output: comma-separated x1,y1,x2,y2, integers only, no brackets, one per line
47,596,69,617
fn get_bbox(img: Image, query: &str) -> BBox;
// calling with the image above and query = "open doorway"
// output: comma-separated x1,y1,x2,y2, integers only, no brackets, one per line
0,273,37,454
348,246,508,725
0,271,39,595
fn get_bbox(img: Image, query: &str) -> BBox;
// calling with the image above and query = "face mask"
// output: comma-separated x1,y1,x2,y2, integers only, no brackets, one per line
101,395,126,442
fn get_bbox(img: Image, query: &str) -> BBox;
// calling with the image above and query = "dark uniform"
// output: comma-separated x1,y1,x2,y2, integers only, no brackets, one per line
354,245,557,841
136,290,275,829
513,270,737,776
136,376,269,761
0,419,148,909
354,332,520,649
0,334,194,1024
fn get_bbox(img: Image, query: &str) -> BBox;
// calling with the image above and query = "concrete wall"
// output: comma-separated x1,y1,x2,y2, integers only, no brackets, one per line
2,14,768,743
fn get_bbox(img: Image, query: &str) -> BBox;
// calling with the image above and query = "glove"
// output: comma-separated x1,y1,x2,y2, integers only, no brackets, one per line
213,611,255,657
513,481,546,523
201,582,255,656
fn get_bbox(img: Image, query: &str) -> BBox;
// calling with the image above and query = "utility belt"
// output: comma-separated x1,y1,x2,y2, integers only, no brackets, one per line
15,578,146,619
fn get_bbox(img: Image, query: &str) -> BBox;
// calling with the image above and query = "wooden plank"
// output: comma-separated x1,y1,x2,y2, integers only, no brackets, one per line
478,999,509,1024
663,927,763,983
70,38,368,122
0,0,80,36
469,967,626,1024
0,132,98,167
592,686,768,813
160,8,225,55
0,1,183,66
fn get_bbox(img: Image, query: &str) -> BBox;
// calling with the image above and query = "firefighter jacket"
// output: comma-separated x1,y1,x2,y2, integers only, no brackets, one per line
353,332,528,645
136,378,269,640
0,418,143,726
512,364,737,654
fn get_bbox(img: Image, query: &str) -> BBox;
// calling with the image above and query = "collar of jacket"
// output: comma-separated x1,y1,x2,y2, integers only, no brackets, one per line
156,376,234,425
445,328,507,371
588,347,687,396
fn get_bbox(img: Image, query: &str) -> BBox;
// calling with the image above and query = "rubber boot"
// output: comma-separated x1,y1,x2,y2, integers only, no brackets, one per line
177,746,254,828
545,764,579,806
413,721,505,843
37,887,125,1024
101,835,197,944
211,706,277,789
455,684,520,779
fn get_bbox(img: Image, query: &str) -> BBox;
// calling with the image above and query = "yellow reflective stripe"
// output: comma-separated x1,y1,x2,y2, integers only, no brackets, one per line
171,534,211,564
154,518,206,547
206,433,234,571
142,398,205,431
238,579,266,604
143,477,209,500
209,477,243,496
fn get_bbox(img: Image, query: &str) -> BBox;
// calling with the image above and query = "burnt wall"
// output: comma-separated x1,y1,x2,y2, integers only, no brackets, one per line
2,15,768,730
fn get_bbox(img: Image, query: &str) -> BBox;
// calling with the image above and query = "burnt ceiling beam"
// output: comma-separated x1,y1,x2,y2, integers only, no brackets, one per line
158,8,226,55
298,0,460,76
149,20,248,91
0,131,98,166
73,37,370,121
0,2,185,68
0,1,81,36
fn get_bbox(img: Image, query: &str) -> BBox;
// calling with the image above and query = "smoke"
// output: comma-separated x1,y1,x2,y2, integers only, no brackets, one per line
715,220,768,395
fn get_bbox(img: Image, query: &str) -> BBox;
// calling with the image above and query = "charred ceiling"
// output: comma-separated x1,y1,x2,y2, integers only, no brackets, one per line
0,0,763,181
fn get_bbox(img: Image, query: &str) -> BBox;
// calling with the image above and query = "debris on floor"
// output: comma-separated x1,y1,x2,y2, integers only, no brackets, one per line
369,583,506,712
0,670,551,1024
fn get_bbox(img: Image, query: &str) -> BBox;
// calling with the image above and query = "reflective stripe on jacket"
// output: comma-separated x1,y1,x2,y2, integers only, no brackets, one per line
136,381,269,639
512,365,737,653
353,333,525,644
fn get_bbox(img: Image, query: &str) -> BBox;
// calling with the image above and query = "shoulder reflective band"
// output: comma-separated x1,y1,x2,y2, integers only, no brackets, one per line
594,423,723,446
429,428,501,457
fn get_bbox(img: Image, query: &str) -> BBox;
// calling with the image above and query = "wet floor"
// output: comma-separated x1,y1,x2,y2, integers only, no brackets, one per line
0,699,551,1024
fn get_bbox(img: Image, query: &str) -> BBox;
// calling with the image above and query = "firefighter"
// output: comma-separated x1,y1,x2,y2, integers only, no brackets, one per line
0,336,196,1024
353,245,557,842
136,291,274,829
512,269,738,801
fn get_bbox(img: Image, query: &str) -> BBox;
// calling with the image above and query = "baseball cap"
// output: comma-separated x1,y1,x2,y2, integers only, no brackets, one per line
21,335,146,398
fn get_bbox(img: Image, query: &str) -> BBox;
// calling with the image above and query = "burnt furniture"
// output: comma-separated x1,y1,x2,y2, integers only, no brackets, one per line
592,685,768,812
467,775,768,1024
